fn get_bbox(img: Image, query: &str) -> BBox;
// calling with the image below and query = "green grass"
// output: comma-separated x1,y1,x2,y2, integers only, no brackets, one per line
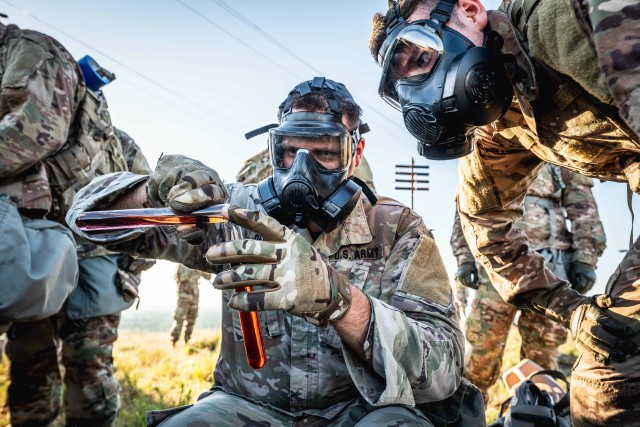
0,327,576,426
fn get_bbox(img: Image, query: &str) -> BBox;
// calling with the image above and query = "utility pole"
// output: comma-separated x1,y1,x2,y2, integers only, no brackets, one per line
395,157,429,210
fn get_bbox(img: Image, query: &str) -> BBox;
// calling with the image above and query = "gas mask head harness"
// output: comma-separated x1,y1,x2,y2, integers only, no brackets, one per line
377,0,514,160
245,77,372,232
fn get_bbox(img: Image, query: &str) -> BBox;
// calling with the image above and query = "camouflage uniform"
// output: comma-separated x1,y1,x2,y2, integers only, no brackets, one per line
6,128,152,427
443,2,640,425
236,147,377,192
0,30,153,425
67,172,465,426
170,265,212,345
451,163,606,403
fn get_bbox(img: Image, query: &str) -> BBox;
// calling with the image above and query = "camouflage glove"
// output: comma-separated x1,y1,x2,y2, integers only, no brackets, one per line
456,261,479,289
568,261,596,294
570,294,637,364
206,207,352,327
147,154,227,244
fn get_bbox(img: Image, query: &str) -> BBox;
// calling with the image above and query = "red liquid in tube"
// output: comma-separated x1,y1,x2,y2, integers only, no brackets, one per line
238,286,267,369
76,205,267,369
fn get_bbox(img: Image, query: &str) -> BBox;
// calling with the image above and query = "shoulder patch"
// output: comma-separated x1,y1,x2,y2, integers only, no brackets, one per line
398,232,452,307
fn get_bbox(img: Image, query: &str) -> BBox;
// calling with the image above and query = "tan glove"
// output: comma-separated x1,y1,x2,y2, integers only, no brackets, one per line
146,154,227,244
206,207,352,327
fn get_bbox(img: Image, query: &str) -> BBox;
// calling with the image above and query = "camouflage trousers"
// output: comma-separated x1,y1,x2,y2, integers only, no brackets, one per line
146,389,434,427
464,263,567,404
170,300,198,344
571,233,640,426
5,313,121,427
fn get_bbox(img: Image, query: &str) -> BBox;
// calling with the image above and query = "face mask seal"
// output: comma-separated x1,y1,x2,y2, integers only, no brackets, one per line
377,0,514,160
245,77,370,231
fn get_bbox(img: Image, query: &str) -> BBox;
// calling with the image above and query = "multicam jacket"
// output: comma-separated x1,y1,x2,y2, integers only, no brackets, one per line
0,23,84,214
452,163,606,268
456,3,640,326
67,172,463,417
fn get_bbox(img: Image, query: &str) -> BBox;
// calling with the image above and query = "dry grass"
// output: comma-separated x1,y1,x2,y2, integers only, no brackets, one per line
0,326,577,426
0,331,220,427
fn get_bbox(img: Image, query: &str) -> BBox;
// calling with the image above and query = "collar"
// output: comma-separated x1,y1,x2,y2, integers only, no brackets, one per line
312,194,373,257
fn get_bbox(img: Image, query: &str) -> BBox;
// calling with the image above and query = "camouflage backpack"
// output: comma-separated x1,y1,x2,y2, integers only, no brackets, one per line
44,86,127,222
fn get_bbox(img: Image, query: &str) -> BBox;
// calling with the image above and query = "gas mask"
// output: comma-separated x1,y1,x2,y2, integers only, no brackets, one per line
377,0,514,160
245,77,370,232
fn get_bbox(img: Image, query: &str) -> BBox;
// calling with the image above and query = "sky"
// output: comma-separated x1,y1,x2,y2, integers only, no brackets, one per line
4,0,639,316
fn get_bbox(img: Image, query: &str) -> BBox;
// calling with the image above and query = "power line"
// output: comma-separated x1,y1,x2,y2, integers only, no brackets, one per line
200,0,411,136
1,0,247,136
176,0,303,81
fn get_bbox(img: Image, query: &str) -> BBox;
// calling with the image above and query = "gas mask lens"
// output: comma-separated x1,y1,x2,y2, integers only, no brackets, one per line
379,24,443,109
269,132,353,172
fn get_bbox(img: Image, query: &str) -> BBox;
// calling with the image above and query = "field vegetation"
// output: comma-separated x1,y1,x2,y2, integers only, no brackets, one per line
0,326,575,426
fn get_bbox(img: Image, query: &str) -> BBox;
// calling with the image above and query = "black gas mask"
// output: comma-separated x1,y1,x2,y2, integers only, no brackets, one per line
377,0,514,160
245,77,371,232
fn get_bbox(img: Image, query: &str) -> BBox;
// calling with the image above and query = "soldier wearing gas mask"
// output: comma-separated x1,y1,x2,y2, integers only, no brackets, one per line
368,0,640,425
66,77,479,426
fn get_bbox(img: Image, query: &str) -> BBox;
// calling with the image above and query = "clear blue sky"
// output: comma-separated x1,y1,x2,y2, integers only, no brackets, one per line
3,0,637,312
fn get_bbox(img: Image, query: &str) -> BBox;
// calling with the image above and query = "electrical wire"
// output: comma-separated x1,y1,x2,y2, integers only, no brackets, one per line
1,0,247,135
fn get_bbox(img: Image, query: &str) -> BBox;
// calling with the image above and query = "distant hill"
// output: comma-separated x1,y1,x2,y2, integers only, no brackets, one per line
120,307,222,333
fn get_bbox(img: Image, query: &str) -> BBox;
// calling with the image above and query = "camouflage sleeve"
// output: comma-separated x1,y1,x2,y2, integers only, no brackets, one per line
562,169,606,266
450,209,475,265
0,33,81,177
114,128,153,175
235,148,272,184
66,174,263,273
458,125,574,324
343,212,464,405
588,0,640,137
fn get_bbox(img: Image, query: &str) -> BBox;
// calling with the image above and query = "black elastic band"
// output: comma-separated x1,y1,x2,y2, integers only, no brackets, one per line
430,0,457,25
245,123,278,140
351,176,377,206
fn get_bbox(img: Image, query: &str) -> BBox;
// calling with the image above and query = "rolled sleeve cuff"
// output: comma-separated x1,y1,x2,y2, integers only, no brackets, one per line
66,172,149,245
342,298,416,407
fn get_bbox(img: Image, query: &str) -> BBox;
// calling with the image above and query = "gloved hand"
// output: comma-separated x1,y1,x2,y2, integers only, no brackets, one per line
570,294,637,365
206,207,352,327
456,261,479,289
147,154,227,244
568,261,596,294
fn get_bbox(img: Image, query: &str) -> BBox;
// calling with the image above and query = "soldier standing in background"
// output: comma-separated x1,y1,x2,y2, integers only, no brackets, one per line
451,163,606,404
171,264,212,346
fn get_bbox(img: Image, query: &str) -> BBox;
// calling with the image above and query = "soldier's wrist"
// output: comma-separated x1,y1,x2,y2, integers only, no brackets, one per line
545,286,591,328
303,264,352,328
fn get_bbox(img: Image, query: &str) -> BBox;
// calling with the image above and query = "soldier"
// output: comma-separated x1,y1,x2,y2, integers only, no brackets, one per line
236,146,377,192
6,127,153,427
369,0,640,423
451,163,606,404
66,77,481,426
170,264,212,346
0,22,152,424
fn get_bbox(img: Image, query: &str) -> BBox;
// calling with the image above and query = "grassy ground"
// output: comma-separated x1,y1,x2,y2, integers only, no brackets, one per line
0,331,220,427
0,327,575,426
